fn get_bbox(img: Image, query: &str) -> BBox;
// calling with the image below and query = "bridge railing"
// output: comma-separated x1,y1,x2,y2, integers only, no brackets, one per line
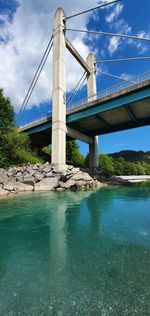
20,114,52,130
20,70,150,129
67,70,150,110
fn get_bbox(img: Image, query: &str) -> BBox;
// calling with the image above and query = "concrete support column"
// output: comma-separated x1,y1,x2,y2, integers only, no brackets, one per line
86,53,99,168
52,8,66,170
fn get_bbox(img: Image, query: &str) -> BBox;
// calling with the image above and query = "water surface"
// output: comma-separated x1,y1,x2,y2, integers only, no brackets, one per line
0,187,150,316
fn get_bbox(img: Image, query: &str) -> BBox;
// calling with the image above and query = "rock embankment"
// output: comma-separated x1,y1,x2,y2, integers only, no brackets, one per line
0,163,106,198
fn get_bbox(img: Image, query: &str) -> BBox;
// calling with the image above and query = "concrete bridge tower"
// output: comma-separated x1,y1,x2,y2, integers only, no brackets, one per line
52,8,66,170
52,8,99,170
86,53,99,168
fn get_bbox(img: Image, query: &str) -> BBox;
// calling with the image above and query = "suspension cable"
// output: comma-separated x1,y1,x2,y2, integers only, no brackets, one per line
66,0,120,20
16,36,53,125
96,68,135,83
96,56,150,63
67,73,87,105
66,28,150,43
67,71,86,104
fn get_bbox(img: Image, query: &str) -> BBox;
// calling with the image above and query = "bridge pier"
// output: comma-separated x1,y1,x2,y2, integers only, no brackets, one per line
86,53,99,168
51,8,66,170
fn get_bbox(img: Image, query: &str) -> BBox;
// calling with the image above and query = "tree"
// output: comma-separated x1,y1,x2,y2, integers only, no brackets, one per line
0,89,14,132
0,89,42,167
99,154,115,175
66,140,85,167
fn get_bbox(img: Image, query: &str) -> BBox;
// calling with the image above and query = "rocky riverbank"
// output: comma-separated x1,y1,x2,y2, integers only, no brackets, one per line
0,163,128,199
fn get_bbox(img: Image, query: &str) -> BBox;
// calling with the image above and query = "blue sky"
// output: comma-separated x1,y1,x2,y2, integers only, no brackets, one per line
0,0,150,155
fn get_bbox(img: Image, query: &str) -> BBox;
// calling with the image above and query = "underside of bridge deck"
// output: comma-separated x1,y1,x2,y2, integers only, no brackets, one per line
21,79,150,155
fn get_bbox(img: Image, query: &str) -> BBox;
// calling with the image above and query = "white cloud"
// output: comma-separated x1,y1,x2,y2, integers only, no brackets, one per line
108,36,120,54
106,12,150,57
107,18,132,55
0,0,105,112
105,3,124,23
120,73,134,80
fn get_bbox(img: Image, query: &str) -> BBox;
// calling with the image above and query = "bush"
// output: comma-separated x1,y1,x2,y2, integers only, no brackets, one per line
0,128,43,167
99,154,115,175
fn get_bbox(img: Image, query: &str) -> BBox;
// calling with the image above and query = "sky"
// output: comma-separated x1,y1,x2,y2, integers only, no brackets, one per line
0,0,150,155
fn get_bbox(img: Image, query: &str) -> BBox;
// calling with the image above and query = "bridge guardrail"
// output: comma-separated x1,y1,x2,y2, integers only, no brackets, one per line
67,70,150,110
20,70,150,129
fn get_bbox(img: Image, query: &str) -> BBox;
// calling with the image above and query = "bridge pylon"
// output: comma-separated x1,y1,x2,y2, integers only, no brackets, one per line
51,8,99,170
52,8,66,170
86,53,99,168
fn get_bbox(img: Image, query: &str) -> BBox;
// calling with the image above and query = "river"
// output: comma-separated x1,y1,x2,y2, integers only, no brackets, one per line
0,187,150,315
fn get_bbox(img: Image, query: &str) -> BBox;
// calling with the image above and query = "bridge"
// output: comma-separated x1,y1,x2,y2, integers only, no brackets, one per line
18,5,150,170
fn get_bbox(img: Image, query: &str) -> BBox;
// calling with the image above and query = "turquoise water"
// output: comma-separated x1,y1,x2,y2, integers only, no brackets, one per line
0,187,150,316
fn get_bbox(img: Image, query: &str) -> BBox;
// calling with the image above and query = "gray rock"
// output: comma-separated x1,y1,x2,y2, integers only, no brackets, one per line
15,172,22,178
0,169,8,184
59,179,75,189
43,166,52,173
56,187,65,192
75,180,86,188
26,166,35,175
44,162,50,165
67,165,74,170
23,175,35,186
71,172,93,182
14,182,33,192
34,173,44,182
7,167,16,177
0,188,9,197
45,172,53,177
15,176,24,182
70,167,80,174
34,178,59,191
32,165,39,170
3,178,17,191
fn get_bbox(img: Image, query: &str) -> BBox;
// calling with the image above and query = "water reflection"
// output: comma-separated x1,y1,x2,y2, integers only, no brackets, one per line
0,188,150,315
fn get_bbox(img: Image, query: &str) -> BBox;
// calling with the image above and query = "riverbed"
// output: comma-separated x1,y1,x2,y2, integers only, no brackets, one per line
0,187,150,315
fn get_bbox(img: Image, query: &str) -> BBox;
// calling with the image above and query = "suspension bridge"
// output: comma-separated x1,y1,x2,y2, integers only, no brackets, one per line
17,1,150,170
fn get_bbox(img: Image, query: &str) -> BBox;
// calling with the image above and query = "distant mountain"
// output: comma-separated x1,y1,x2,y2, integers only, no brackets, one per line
109,150,150,163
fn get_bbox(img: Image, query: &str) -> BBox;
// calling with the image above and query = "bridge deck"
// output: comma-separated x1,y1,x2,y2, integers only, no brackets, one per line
20,79,150,147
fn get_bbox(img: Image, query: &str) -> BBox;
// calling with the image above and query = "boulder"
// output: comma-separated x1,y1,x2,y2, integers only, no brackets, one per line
34,173,45,182
34,178,59,191
14,182,33,192
0,189,9,197
45,172,54,178
71,172,93,182
59,179,75,189
7,167,16,177
43,166,52,173
23,175,35,186
75,180,87,189
3,178,17,191
26,166,35,175
0,169,8,184
15,172,22,178
67,165,74,171
32,165,39,170
56,187,65,192
15,175,24,182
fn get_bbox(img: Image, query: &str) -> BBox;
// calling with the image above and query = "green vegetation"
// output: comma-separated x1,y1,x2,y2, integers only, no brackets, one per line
0,89,42,168
99,154,150,176
110,150,150,163
66,140,85,167
42,140,85,167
